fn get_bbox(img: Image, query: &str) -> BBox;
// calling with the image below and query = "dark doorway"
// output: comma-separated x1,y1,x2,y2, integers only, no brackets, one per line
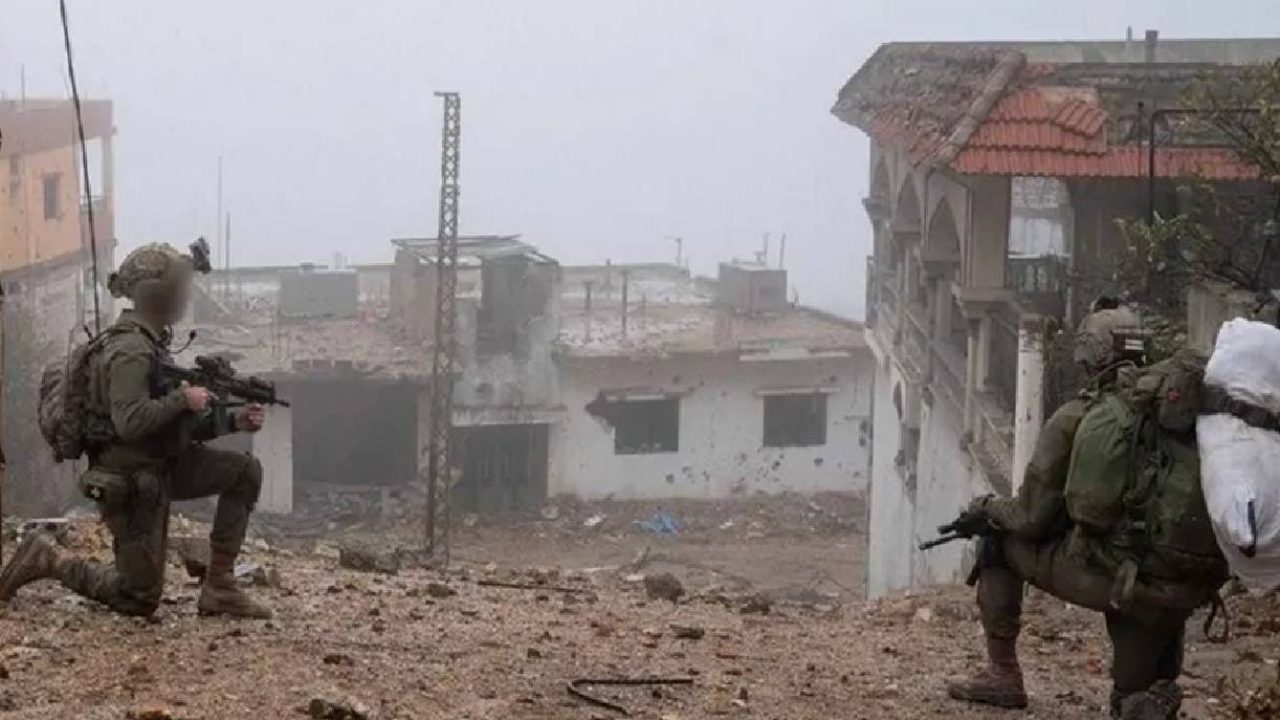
291,380,418,488
455,424,549,515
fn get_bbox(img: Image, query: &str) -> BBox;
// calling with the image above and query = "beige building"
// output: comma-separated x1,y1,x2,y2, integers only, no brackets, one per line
833,36,1280,596
0,98,115,515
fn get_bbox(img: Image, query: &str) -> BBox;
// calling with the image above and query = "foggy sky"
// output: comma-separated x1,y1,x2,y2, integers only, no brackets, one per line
3,1,1278,317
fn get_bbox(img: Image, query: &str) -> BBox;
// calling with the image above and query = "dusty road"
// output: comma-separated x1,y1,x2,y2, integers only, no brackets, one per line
0,496,1274,719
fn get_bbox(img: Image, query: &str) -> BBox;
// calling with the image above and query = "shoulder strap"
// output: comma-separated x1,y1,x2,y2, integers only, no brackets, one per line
1203,385,1280,433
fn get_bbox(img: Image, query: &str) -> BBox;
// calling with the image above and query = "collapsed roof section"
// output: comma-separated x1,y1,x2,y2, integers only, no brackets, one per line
182,264,429,383
391,235,557,266
556,264,864,361
832,38,1280,179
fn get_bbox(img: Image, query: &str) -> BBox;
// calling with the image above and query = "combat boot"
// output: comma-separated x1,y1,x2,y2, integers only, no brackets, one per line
197,551,272,619
946,636,1028,709
0,533,67,601
1115,681,1183,720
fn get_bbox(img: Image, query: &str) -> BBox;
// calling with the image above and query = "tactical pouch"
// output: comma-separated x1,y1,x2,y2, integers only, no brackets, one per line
78,467,132,506
78,467,163,510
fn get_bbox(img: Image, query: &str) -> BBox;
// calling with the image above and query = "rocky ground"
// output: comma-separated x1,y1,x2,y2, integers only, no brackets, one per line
0,494,1275,719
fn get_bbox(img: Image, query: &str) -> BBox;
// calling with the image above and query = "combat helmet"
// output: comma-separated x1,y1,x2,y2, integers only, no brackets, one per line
1073,297,1143,372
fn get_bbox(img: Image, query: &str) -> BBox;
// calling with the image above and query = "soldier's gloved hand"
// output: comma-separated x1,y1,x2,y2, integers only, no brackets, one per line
943,495,997,538
236,403,266,433
180,381,213,413
965,494,995,519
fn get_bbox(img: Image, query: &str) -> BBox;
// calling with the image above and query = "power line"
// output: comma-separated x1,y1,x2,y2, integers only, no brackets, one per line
58,0,102,333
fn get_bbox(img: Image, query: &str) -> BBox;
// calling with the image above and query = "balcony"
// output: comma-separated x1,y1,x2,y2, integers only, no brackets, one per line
1007,254,1065,318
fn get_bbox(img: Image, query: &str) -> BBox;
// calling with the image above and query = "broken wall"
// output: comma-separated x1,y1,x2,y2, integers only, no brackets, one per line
453,260,561,417
2,255,90,515
290,379,419,488
550,353,872,500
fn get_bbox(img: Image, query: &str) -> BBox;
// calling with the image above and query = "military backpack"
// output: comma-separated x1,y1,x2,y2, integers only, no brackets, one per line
37,327,131,462
1063,350,1228,585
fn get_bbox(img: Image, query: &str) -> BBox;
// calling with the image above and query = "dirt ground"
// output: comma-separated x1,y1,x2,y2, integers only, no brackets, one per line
0,494,1276,719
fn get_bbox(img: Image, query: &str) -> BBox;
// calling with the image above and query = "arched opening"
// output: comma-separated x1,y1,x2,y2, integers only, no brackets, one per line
889,178,922,277
926,198,961,260
893,178,922,234
925,198,967,352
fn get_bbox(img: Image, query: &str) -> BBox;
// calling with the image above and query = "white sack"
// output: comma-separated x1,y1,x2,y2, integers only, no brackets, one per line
1198,318,1280,591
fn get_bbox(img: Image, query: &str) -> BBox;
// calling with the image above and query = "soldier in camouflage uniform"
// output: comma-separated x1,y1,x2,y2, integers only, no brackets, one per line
0,243,271,619
946,306,1215,720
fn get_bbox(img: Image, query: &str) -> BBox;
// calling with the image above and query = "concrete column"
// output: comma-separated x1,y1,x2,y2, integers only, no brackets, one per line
963,318,979,439
975,314,992,392
1010,318,1046,493
252,405,293,514
102,134,115,212
932,277,951,340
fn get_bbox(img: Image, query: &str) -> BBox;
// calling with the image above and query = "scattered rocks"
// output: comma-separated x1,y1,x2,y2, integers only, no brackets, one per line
172,536,211,578
338,544,400,575
644,573,685,603
425,582,457,599
670,624,705,640
126,708,176,720
739,593,772,615
306,697,370,720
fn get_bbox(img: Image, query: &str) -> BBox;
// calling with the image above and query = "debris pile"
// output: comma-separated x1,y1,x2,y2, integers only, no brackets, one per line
1219,666,1280,720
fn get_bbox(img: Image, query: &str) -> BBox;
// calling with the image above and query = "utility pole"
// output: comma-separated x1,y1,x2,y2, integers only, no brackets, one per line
216,156,224,301
426,91,461,564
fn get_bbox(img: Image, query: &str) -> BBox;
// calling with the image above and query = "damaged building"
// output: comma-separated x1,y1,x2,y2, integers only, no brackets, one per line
391,235,873,508
553,261,872,499
38,229,871,520
832,35,1280,596
0,98,116,516
390,235,561,515
184,262,429,515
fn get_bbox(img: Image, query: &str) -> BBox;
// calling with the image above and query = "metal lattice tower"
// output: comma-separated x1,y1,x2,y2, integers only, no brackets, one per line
426,92,461,563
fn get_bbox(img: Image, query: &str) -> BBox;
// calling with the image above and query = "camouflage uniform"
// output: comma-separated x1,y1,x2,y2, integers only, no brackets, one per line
58,310,263,616
950,306,1209,718
0,244,269,618
976,397,1207,712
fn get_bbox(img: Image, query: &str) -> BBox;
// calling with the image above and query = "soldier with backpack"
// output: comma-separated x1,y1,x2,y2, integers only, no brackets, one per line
0,242,272,619
945,303,1227,720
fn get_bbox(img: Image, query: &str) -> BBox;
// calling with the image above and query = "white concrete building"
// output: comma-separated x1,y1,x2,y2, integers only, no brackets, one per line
187,246,873,517
833,36,1280,597
550,263,872,500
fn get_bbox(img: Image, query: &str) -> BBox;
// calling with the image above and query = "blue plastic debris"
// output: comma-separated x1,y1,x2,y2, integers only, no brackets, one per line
635,511,680,535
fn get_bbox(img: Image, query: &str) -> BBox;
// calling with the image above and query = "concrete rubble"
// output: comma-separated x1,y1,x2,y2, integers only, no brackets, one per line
0,500,1274,718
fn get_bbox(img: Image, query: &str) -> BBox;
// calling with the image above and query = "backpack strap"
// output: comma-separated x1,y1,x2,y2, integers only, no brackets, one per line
1202,385,1280,434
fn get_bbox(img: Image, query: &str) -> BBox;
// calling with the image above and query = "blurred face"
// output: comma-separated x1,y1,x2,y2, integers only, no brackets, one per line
134,269,193,325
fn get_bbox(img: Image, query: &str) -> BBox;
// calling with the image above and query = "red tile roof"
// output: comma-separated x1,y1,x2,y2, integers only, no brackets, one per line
951,86,1254,178
832,46,1262,180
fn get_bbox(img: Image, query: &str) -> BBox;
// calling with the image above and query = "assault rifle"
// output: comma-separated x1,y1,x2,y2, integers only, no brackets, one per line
917,508,997,551
155,355,290,409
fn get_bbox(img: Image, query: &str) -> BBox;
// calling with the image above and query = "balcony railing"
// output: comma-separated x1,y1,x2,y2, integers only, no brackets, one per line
902,302,930,374
1007,255,1065,318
